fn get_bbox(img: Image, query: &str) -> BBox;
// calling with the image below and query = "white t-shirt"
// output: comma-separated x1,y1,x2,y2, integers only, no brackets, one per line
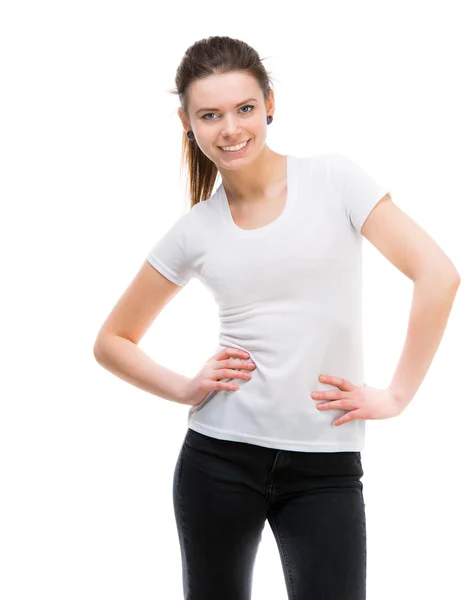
146,153,390,452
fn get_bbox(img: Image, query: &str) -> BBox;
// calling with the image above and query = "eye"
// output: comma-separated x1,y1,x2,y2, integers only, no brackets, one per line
201,104,255,120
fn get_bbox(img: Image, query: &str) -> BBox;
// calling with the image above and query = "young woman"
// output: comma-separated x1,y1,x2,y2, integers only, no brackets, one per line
94,36,460,600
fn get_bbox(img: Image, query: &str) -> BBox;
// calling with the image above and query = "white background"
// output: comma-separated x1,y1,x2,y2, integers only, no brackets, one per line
2,1,471,598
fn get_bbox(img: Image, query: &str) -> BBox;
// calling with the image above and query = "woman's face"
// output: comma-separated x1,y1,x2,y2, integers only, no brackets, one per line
179,71,274,169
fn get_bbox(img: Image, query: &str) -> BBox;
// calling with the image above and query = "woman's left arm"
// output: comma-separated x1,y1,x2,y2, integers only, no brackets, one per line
387,275,460,411
361,195,461,411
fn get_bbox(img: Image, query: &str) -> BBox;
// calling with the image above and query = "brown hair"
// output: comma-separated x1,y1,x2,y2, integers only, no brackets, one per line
169,36,276,208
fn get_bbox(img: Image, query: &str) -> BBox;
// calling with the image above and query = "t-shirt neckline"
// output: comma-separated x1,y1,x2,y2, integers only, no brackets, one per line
218,154,295,237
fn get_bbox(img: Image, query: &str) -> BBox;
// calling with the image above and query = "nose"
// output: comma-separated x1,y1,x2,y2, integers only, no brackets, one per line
221,116,242,139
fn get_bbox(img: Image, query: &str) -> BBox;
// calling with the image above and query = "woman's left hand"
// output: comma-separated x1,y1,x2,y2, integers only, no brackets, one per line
311,374,403,427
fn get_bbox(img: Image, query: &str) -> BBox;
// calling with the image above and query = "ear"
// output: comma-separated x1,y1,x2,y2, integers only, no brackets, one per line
265,89,275,115
177,107,189,131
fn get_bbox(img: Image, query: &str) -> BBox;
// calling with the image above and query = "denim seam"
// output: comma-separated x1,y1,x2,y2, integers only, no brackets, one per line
176,446,191,596
268,511,297,600
264,450,282,498
265,451,297,600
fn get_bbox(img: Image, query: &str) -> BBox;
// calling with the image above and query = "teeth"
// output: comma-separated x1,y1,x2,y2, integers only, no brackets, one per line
222,140,248,152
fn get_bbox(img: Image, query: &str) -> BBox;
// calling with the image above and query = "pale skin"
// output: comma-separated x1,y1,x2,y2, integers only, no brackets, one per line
177,71,461,425
178,70,287,208
312,376,402,427
95,71,461,423
310,194,460,426
181,71,461,424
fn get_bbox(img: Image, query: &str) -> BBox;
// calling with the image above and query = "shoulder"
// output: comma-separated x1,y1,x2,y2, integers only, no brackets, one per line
292,152,347,189
189,189,220,220
181,186,223,238
295,152,346,177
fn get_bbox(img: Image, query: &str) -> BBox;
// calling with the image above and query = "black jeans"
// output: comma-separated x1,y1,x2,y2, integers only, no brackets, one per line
173,427,366,600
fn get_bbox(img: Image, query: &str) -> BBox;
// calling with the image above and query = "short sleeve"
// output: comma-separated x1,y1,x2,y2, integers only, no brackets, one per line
146,212,193,287
334,154,391,234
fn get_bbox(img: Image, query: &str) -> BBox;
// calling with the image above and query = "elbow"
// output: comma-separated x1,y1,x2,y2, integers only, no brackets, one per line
443,272,461,297
443,273,461,293
445,260,461,287
416,268,461,288
446,270,461,288
93,342,103,362
93,335,109,362
93,333,130,362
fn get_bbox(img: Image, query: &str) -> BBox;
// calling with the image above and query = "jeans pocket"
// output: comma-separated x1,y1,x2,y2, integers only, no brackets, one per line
183,427,216,452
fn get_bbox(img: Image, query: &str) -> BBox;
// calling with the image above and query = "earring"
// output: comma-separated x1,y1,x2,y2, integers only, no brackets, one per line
267,115,273,124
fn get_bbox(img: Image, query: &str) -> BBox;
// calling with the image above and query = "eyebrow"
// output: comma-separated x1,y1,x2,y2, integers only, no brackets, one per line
195,97,258,115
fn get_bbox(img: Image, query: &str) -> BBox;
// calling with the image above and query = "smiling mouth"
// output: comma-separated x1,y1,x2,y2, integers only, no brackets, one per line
219,139,250,150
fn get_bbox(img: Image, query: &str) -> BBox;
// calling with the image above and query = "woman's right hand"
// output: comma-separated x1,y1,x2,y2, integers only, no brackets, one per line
179,347,257,407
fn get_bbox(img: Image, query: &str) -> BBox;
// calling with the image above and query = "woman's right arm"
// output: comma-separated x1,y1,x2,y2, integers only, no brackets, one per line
93,260,191,405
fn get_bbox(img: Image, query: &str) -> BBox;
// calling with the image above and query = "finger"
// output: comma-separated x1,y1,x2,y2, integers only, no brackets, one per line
319,374,357,392
315,398,359,410
315,400,351,410
333,409,363,426
215,358,256,371
219,368,253,380
216,347,250,361
214,381,240,391
311,390,341,400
